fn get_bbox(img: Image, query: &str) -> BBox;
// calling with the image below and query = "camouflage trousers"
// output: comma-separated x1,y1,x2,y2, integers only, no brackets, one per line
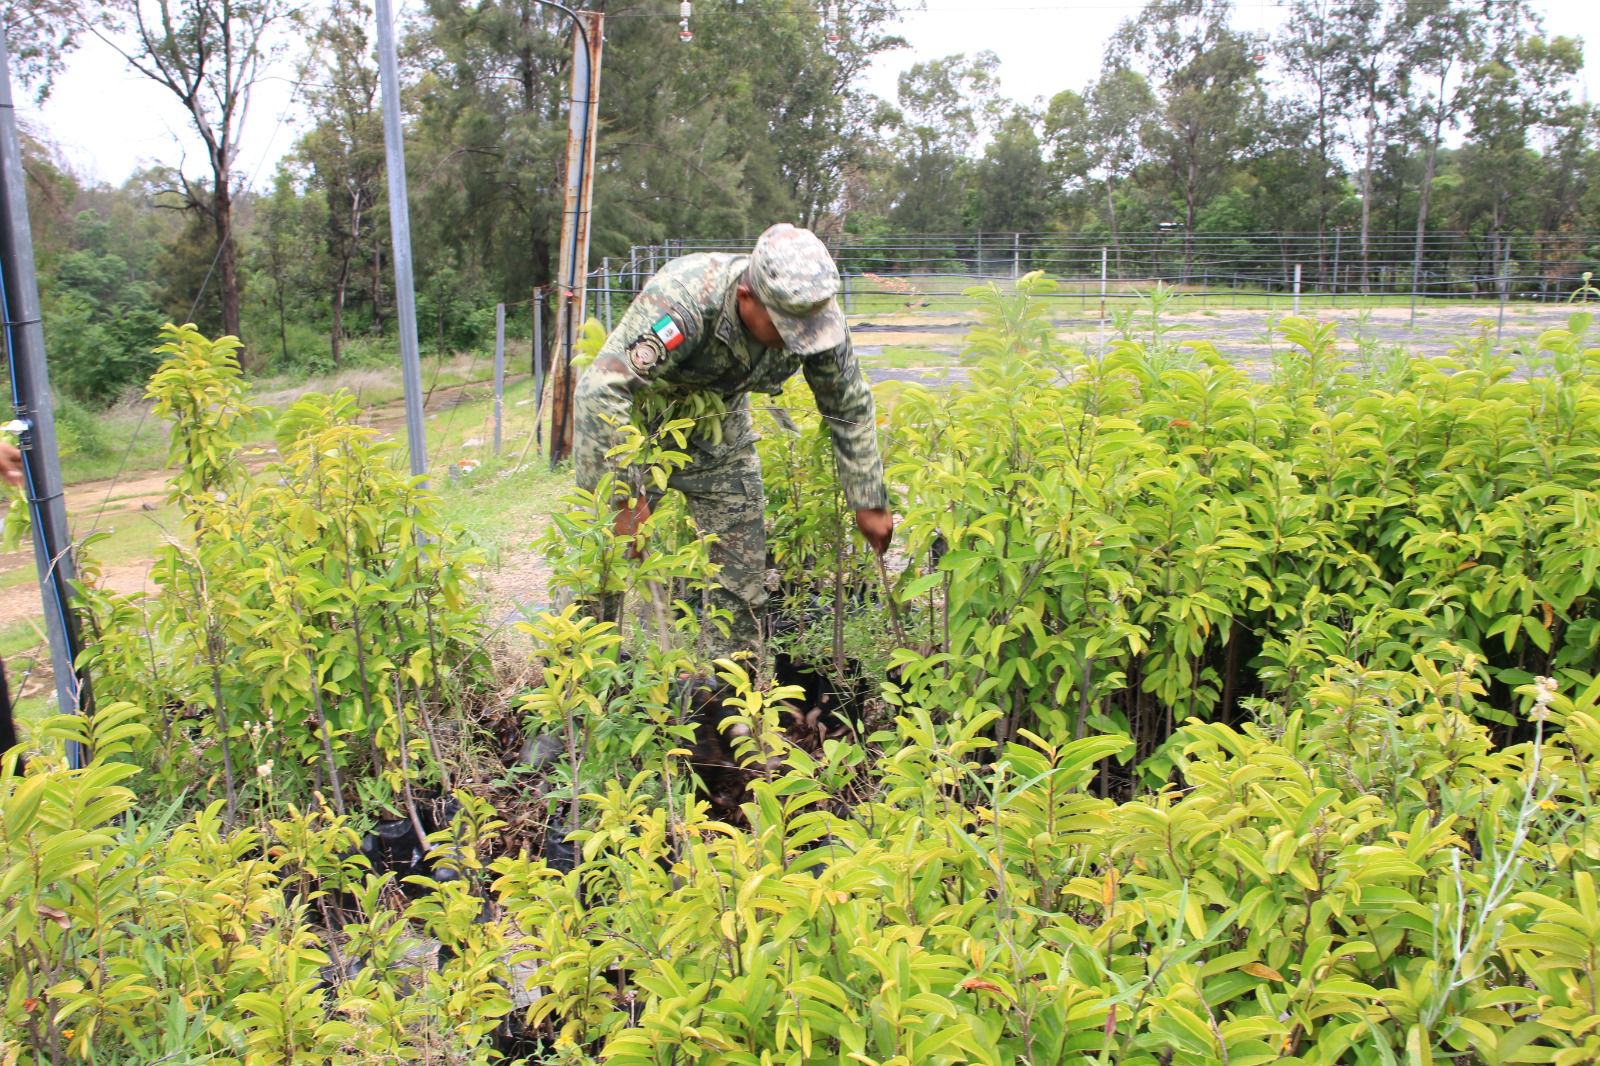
589,429,769,667
658,443,769,665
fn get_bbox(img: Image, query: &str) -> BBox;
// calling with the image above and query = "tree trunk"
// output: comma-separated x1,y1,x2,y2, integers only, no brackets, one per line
274,258,289,365
1359,106,1376,295
1316,83,1330,285
1105,180,1122,274
1408,123,1442,326
213,173,243,346
370,240,385,333
331,256,350,369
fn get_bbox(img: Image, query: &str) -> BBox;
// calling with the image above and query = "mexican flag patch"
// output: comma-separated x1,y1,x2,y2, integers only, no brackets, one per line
652,314,685,351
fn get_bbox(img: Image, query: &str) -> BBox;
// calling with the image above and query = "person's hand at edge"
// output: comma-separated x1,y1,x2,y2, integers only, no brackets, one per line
855,507,892,556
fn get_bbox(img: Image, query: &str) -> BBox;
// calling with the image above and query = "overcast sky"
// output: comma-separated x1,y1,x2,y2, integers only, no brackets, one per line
18,0,1599,189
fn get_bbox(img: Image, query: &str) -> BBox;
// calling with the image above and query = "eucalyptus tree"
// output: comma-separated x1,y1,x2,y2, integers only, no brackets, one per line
297,0,385,366
1050,67,1157,269
1278,0,1344,279
884,51,1001,235
88,0,297,348
1328,0,1406,292
1394,0,1489,314
1107,0,1265,277
1456,33,1585,293
1,0,82,99
974,107,1051,236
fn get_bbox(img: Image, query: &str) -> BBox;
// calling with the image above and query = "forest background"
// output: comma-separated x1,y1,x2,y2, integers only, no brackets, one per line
2,0,1597,411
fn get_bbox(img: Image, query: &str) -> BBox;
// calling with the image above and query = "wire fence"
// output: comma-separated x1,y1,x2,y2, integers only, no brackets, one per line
583,231,1600,324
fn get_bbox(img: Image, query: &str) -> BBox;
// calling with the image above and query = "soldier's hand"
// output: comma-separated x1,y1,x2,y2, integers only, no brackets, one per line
854,508,893,557
614,497,651,559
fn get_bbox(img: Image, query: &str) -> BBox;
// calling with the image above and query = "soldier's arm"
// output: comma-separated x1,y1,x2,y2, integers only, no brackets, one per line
801,333,889,512
573,279,699,499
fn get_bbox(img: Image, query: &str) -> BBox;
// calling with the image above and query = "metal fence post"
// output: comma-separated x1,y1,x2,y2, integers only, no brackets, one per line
0,33,91,758
375,0,427,479
1099,247,1108,354
493,302,505,456
533,288,544,437
1293,263,1302,315
601,257,612,332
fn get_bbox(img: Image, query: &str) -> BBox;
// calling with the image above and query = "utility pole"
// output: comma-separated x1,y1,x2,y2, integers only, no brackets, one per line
0,33,90,765
547,9,604,467
374,0,428,479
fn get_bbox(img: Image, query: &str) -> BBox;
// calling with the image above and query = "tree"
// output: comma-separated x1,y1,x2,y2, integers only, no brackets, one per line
885,51,1001,234
973,107,1051,236
249,169,326,368
1108,0,1264,276
297,0,384,367
88,0,296,349
1457,33,1584,297
745,0,904,229
1052,68,1156,270
1278,0,1344,281
1394,0,1491,317
1329,0,1406,292
1,0,82,100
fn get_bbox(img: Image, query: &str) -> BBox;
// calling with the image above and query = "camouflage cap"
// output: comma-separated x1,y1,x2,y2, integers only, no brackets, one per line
748,223,847,355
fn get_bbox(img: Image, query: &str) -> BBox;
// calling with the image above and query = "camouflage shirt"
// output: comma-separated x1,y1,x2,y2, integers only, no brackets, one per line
573,253,888,511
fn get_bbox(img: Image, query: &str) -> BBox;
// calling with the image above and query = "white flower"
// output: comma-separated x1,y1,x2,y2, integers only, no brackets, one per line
256,760,274,779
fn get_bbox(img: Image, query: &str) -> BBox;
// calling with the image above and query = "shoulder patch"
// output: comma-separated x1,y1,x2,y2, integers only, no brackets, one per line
651,313,686,351
627,335,666,374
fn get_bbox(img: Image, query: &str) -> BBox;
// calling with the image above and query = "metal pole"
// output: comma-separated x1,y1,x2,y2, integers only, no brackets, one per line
601,256,612,332
1331,229,1341,307
1098,246,1107,353
533,288,544,439
629,245,639,294
492,303,505,456
375,0,427,479
1497,233,1511,341
1012,232,1020,280
0,34,90,760
1293,263,1301,316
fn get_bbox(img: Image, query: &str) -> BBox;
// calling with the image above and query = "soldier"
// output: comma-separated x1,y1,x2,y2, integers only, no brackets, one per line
573,223,891,665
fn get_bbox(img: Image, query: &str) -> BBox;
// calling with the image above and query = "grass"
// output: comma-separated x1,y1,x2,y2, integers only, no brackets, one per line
58,347,526,487
843,275,1553,320
856,345,957,370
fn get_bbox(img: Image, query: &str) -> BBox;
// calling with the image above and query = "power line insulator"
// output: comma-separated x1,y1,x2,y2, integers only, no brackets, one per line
679,0,693,42
825,2,841,44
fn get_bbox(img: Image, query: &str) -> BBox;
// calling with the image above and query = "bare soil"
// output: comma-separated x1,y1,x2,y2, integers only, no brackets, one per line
855,302,1584,385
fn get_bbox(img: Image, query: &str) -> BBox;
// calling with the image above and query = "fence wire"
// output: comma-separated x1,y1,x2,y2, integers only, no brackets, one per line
588,232,1600,319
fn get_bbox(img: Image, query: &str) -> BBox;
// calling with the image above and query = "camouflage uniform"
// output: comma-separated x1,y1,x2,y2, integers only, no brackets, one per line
574,225,887,664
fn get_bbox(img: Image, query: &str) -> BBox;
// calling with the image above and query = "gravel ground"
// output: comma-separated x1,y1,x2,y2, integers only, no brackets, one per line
856,301,1589,385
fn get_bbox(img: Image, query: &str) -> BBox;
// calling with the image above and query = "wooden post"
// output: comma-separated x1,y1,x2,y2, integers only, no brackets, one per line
547,9,604,467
